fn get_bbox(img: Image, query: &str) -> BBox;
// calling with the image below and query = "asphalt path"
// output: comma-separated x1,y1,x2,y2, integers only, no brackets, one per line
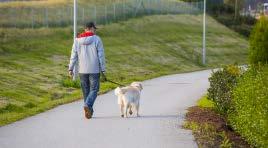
0,70,211,148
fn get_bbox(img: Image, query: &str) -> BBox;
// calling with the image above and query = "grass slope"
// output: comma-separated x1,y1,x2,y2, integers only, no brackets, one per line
0,14,248,126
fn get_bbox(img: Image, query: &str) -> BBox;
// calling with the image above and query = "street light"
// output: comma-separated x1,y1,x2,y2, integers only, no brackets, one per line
73,0,78,80
74,0,77,41
202,0,206,65
73,0,207,69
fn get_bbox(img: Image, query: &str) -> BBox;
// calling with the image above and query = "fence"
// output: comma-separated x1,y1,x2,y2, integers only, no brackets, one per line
0,0,204,28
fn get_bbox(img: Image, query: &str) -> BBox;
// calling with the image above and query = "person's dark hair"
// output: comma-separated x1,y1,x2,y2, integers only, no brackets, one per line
85,22,97,29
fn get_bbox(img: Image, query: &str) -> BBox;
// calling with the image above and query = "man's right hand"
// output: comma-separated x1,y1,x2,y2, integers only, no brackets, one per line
69,70,73,77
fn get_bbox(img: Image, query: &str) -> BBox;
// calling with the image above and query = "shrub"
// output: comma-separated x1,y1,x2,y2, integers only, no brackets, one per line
249,16,268,65
210,4,234,15
0,104,24,113
231,24,252,37
240,15,256,25
207,65,241,114
211,14,256,37
61,78,80,88
228,66,268,147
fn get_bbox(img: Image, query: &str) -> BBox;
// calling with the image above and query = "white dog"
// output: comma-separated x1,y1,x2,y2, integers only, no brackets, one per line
114,82,143,118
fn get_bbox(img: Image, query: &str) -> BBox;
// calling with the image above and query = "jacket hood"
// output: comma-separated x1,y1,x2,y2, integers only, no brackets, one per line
77,32,95,45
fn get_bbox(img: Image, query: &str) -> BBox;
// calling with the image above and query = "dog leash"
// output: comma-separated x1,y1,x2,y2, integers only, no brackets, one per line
101,72,125,87
93,36,125,87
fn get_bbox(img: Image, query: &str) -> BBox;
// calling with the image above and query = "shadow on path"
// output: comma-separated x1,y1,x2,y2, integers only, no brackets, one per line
93,114,184,120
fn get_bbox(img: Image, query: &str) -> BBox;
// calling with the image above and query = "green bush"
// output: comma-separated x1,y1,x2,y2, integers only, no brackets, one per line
61,78,81,88
60,74,106,88
0,104,24,113
249,16,268,65
228,66,268,147
210,4,234,15
240,15,256,26
231,24,253,37
212,14,256,37
207,65,241,114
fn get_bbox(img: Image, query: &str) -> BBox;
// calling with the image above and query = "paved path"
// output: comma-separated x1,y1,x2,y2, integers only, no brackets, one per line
0,70,211,148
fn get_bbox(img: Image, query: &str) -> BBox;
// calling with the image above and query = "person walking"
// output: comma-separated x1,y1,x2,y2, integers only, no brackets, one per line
68,22,106,119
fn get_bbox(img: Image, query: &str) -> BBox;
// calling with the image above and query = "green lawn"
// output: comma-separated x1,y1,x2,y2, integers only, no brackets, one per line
0,14,248,126
197,95,214,108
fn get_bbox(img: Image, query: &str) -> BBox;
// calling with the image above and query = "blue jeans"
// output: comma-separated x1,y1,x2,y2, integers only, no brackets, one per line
79,73,100,113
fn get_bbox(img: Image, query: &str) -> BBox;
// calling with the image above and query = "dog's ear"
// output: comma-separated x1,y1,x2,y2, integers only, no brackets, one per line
131,82,143,91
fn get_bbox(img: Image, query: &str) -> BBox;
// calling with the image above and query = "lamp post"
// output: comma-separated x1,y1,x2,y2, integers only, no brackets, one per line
73,0,78,80
74,0,77,42
202,0,206,65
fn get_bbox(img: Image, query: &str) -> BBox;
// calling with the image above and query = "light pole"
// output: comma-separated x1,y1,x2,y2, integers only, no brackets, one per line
73,0,78,80
74,0,77,42
202,0,206,65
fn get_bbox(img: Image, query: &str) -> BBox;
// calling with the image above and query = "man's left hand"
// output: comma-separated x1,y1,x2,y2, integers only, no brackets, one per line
69,70,73,77
101,71,107,81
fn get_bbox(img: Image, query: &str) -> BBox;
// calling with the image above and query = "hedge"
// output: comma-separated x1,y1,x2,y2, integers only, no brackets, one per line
228,66,268,147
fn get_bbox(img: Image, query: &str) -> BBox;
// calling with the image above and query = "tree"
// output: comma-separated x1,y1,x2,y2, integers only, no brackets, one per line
249,16,268,65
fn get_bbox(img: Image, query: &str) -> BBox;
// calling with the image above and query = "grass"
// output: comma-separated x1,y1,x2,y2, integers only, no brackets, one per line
184,93,250,147
0,14,249,126
197,95,214,108
184,122,232,147
185,95,232,147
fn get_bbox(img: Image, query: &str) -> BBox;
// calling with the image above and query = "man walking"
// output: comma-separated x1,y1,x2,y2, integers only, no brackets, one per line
68,22,106,119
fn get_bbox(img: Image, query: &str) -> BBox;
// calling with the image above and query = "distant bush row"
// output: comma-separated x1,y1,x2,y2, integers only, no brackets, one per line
183,0,257,37
207,16,268,147
211,4,257,37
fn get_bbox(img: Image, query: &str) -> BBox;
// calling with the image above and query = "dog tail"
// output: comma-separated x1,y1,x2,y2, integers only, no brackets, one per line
115,87,127,95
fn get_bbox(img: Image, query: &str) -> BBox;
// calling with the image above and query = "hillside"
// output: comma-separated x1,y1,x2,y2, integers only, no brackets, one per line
0,14,248,126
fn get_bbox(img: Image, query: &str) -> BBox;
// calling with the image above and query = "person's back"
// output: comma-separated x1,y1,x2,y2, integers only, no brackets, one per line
70,32,105,73
68,22,106,119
